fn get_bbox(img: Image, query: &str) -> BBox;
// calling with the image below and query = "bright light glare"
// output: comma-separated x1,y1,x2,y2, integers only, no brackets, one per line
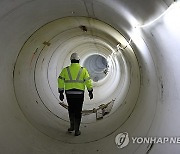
136,1,180,28
164,1,180,31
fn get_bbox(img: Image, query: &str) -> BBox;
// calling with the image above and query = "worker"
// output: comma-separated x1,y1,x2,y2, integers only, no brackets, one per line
58,53,93,136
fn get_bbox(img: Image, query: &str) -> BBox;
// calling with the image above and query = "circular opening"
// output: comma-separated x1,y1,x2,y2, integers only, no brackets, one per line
83,54,109,82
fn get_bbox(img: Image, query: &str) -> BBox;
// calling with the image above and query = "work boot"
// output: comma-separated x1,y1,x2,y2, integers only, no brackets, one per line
68,127,74,132
74,118,81,136
68,122,74,132
68,114,75,132
75,130,81,136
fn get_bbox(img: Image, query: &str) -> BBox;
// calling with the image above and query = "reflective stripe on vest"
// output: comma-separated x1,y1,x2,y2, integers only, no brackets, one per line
65,91,84,94
65,67,84,83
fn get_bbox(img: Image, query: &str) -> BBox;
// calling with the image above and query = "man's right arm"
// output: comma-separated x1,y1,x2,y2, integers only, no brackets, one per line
58,69,65,101
58,69,65,91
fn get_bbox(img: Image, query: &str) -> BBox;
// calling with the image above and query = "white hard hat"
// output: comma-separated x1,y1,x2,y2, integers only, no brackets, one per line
70,52,80,60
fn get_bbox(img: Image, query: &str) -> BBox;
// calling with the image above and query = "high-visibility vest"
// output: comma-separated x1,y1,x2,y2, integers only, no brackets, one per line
58,63,93,92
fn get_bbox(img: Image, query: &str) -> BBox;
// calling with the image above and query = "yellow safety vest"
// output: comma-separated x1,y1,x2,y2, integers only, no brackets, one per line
58,63,93,92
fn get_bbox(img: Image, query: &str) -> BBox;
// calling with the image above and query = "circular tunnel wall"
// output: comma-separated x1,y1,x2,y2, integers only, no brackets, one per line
1,0,179,154
14,17,140,143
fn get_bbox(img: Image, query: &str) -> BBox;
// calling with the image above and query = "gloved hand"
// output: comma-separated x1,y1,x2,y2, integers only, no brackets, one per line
88,90,93,100
59,93,64,101
58,89,64,101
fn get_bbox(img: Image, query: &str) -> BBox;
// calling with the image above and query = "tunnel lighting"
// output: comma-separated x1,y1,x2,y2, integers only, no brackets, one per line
136,1,180,28
164,0,180,29
126,0,180,49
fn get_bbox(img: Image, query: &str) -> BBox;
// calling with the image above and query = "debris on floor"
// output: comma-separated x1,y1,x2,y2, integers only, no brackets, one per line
59,99,115,120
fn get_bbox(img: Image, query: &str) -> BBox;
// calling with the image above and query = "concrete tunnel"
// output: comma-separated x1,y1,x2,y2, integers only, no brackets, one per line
0,0,180,153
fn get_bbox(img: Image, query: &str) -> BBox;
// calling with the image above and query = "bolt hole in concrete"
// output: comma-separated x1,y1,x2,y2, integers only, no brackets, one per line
13,17,140,143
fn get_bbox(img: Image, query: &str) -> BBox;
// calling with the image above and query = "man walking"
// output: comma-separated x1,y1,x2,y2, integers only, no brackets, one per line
58,53,93,136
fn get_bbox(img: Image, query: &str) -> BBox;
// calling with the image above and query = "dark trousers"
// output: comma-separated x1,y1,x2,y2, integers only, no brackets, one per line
66,94,84,131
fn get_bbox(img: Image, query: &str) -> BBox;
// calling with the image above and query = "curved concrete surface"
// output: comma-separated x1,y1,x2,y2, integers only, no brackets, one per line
0,0,180,153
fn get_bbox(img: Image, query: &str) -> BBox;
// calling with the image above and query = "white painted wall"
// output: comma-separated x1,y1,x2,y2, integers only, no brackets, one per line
0,0,179,153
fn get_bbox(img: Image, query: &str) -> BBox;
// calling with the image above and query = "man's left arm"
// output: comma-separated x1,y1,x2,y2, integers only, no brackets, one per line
84,68,93,99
